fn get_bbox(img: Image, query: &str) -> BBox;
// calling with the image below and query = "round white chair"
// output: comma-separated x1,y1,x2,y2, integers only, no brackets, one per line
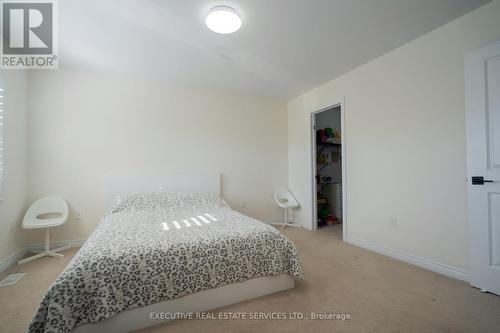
272,188,301,229
18,196,70,265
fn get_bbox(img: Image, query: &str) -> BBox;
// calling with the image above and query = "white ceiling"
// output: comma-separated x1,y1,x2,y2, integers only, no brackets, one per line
59,0,490,99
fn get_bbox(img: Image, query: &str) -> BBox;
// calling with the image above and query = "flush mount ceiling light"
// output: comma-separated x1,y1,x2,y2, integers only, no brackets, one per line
205,6,241,34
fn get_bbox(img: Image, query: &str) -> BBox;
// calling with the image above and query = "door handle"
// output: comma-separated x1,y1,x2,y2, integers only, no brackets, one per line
471,176,495,185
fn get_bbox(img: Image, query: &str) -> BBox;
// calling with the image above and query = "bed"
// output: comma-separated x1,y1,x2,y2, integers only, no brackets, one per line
28,175,303,333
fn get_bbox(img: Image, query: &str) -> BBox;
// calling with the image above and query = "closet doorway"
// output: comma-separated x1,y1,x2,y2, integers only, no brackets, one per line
311,103,346,240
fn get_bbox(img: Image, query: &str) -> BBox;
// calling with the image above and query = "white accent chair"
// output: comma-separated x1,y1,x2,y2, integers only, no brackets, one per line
272,188,301,229
18,196,70,265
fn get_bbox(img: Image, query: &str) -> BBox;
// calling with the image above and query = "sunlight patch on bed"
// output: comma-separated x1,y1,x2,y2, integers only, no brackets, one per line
205,213,217,221
162,214,219,231
190,217,202,226
198,215,210,224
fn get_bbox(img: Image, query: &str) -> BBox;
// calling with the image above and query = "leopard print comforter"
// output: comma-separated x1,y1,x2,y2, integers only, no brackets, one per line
28,192,303,333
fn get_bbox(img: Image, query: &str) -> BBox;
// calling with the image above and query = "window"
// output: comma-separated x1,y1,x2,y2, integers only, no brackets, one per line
0,84,4,195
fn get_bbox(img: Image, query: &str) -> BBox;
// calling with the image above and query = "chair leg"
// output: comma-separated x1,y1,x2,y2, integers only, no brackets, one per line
282,208,288,229
45,228,50,252
18,252,49,265
272,208,302,229
18,228,69,265
52,245,71,253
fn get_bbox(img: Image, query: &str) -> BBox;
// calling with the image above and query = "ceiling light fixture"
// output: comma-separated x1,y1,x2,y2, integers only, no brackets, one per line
205,6,241,34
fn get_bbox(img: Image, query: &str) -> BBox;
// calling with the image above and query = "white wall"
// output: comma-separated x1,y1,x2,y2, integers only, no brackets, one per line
0,71,28,263
288,0,500,271
27,69,287,244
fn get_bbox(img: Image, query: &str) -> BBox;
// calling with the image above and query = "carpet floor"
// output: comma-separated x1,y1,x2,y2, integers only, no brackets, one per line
1,225,500,333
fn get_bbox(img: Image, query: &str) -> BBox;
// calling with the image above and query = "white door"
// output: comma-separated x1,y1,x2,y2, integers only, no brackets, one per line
465,41,500,295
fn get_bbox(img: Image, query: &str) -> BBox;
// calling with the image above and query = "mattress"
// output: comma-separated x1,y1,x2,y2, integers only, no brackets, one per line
29,192,303,333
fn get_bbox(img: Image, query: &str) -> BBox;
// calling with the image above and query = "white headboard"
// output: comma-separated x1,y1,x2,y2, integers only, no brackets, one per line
103,173,220,201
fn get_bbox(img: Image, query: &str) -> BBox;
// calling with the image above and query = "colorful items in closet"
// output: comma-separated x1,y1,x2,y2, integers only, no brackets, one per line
317,175,332,185
317,196,327,204
318,152,331,164
325,215,338,225
316,127,341,144
319,206,330,219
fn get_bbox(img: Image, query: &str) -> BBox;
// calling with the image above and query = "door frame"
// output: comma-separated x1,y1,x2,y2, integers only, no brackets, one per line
310,98,347,240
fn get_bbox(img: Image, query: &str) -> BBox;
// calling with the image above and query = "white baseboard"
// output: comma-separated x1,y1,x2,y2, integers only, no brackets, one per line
0,239,86,273
27,239,86,252
0,247,28,273
266,217,284,224
346,236,469,282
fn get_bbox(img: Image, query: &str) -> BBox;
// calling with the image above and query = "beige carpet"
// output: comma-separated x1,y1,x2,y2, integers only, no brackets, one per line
1,225,500,333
